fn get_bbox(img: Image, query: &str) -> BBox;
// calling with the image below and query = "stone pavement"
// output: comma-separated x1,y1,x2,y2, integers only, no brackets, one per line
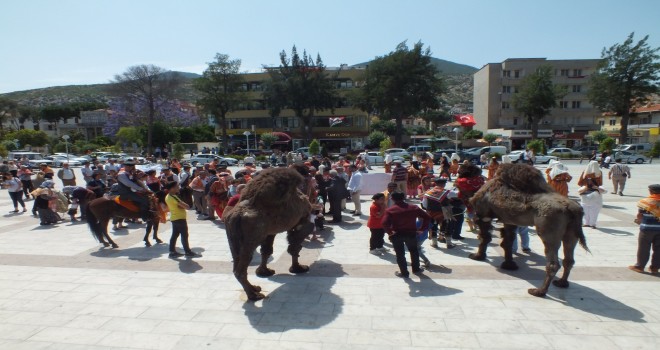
0,161,658,349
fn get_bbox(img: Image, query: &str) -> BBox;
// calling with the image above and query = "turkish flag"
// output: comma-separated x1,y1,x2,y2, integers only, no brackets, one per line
455,114,476,127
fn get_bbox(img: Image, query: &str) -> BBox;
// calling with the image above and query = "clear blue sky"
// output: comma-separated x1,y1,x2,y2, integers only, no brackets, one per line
1,0,659,93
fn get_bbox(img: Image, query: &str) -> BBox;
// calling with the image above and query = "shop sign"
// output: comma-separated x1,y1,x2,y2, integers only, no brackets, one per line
325,132,353,138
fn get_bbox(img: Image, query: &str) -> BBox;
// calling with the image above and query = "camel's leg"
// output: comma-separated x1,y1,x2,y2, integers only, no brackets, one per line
288,221,314,274
528,236,561,297
143,228,151,247
500,224,519,270
553,233,578,289
469,219,492,261
256,235,276,277
235,237,265,301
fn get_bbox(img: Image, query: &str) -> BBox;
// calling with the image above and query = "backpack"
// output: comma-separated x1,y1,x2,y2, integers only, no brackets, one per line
204,175,218,195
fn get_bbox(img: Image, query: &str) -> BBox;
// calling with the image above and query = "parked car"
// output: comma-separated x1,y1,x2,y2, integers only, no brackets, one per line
384,148,409,158
45,155,82,167
406,145,432,154
506,150,559,164
573,145,599,156
547,148,581,157
432,149,460,163
360,151,405,165
613,151,649,164
189,154,238,166
614,143,652,153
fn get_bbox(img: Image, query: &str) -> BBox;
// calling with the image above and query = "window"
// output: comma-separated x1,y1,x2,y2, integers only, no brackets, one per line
513,86,519,93
572,101,581,109
514,70,520,78
503,70,511,78
560,69,569,76
572,85,581,93
513,118,518,126
599,120,605,127
502,86,511,93
501,102,510,109
609,119,616,126
573,69,582,77
559,101,569,109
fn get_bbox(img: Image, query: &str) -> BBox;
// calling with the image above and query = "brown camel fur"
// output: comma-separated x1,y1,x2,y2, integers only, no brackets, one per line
225,167,313,301
469,163,590,297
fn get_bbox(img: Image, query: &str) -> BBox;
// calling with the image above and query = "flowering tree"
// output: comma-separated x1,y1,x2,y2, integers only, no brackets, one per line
103,97,201,137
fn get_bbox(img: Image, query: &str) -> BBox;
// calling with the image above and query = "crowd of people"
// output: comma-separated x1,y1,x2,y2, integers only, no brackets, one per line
1,148,658,276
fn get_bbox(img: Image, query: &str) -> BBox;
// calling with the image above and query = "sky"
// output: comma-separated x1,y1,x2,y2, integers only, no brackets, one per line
1,0,659,94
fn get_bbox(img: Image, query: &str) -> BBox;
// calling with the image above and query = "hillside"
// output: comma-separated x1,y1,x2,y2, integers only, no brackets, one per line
1,62,475,109
350,57,478,75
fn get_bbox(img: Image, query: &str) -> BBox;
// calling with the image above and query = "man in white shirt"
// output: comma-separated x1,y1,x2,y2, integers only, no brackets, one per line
347,164,363,216
104,159,120,173
57,162,76,186
81,162,94,184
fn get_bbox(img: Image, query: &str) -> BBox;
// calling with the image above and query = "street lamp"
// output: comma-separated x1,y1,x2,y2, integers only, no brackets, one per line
62,135,70,161
243,131,251,155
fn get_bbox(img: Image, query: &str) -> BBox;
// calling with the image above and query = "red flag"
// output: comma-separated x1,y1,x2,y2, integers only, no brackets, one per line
455,114,476,127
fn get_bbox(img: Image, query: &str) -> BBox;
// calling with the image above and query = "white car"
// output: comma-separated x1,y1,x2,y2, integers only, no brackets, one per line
384,148,409,158
46,155,82,167
613,151,649,164
506,150,558,164
547,148,581,157
189,154,238,166
360,151,404,165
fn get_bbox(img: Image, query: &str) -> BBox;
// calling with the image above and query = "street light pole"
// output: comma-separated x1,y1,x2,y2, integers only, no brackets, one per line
243,131,251,155
453,128,460,153
62,135,70,162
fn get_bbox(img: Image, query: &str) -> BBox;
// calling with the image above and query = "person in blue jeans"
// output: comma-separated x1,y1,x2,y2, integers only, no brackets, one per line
512,226,531,253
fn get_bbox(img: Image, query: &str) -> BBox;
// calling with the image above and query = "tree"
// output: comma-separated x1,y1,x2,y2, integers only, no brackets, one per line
172,143,185,159
591,130,608,144
526,139,546,155
463,129,483,140
483,133,498,145
4,129,49,147
115,127,143,148
263,46,339,143
0,97,19,133
109,64,184,154
511,65,567,139
588,33,660,143
379,137,393,155
368,130,387,149
104,98,198,139
370,119,397,135
308,139,320,156
193,53,246,151
600,137,616,152
353,41,446,146
260,133,277,149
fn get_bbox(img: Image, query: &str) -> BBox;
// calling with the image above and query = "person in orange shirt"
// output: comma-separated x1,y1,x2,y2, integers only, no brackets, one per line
545,160,572,196
367,193,387,255
487,157,499,180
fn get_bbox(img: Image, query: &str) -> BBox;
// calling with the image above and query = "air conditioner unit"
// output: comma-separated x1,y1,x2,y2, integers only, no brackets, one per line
283,128,290,132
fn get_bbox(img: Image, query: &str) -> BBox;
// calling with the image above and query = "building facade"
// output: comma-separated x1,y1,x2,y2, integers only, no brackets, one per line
598,103,660,144
473,58,601,150
220,68,370,153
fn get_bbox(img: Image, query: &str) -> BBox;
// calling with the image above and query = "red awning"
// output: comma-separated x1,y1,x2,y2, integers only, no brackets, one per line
272,131,292,144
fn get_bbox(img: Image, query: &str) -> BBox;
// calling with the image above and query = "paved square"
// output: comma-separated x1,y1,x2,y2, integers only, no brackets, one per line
0,160,658,349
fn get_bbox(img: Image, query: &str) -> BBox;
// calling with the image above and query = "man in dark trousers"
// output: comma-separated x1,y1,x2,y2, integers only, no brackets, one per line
382,191,431,278
326,169,348,223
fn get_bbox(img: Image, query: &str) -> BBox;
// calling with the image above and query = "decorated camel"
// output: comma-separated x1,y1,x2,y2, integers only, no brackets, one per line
224,166,314,301
467,163,590,297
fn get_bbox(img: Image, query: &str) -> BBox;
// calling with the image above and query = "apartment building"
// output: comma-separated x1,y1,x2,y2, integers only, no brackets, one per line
222,68,370,152
473,58,601,150
598,103,660,144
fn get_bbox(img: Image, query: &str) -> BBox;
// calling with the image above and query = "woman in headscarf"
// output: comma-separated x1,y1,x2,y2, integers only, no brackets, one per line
449,153,461,177
31,180,62,225
545,160,573,196
487,157,500,180
439,155,451,180
577,160,603,187
577,177,607,228
406,161,422,199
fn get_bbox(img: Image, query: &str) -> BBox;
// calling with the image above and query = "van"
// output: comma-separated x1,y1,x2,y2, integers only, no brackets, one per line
468,146,508,156
615,143,651,153
7,151,44,161
406,145,431,154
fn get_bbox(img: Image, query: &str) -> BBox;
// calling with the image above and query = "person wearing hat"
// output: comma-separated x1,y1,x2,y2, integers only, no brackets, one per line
32,180,61,225
382,191,432,278
159,166,179,188
57,162,76,186
86,171,106,198
629,184,660,274
391,159,408,194
487,156,500,180
116,159,152,221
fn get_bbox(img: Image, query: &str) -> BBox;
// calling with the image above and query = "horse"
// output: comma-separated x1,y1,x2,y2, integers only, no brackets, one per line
86,194,160,248
468,163,590,297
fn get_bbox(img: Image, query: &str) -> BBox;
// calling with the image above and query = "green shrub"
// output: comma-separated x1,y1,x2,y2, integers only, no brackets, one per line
526,139,546,155
309,139,320,155
599,137,616,152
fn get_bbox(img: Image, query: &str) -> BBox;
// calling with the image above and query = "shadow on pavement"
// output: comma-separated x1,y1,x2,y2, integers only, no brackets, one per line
90,243,170,262
595,227,635,236
548,282,647,322
403,273,462,297
242,259,345,332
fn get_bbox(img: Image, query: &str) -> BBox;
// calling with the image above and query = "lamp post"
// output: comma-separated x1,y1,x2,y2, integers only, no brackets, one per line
62,135,70,162
243,131,251,155
453,127,460,153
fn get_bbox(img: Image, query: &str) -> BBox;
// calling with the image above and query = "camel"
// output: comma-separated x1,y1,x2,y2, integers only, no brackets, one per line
224,167,314,301
468,163,590,297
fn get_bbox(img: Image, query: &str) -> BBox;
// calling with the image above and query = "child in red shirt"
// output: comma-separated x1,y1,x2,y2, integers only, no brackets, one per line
367,193,388,255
